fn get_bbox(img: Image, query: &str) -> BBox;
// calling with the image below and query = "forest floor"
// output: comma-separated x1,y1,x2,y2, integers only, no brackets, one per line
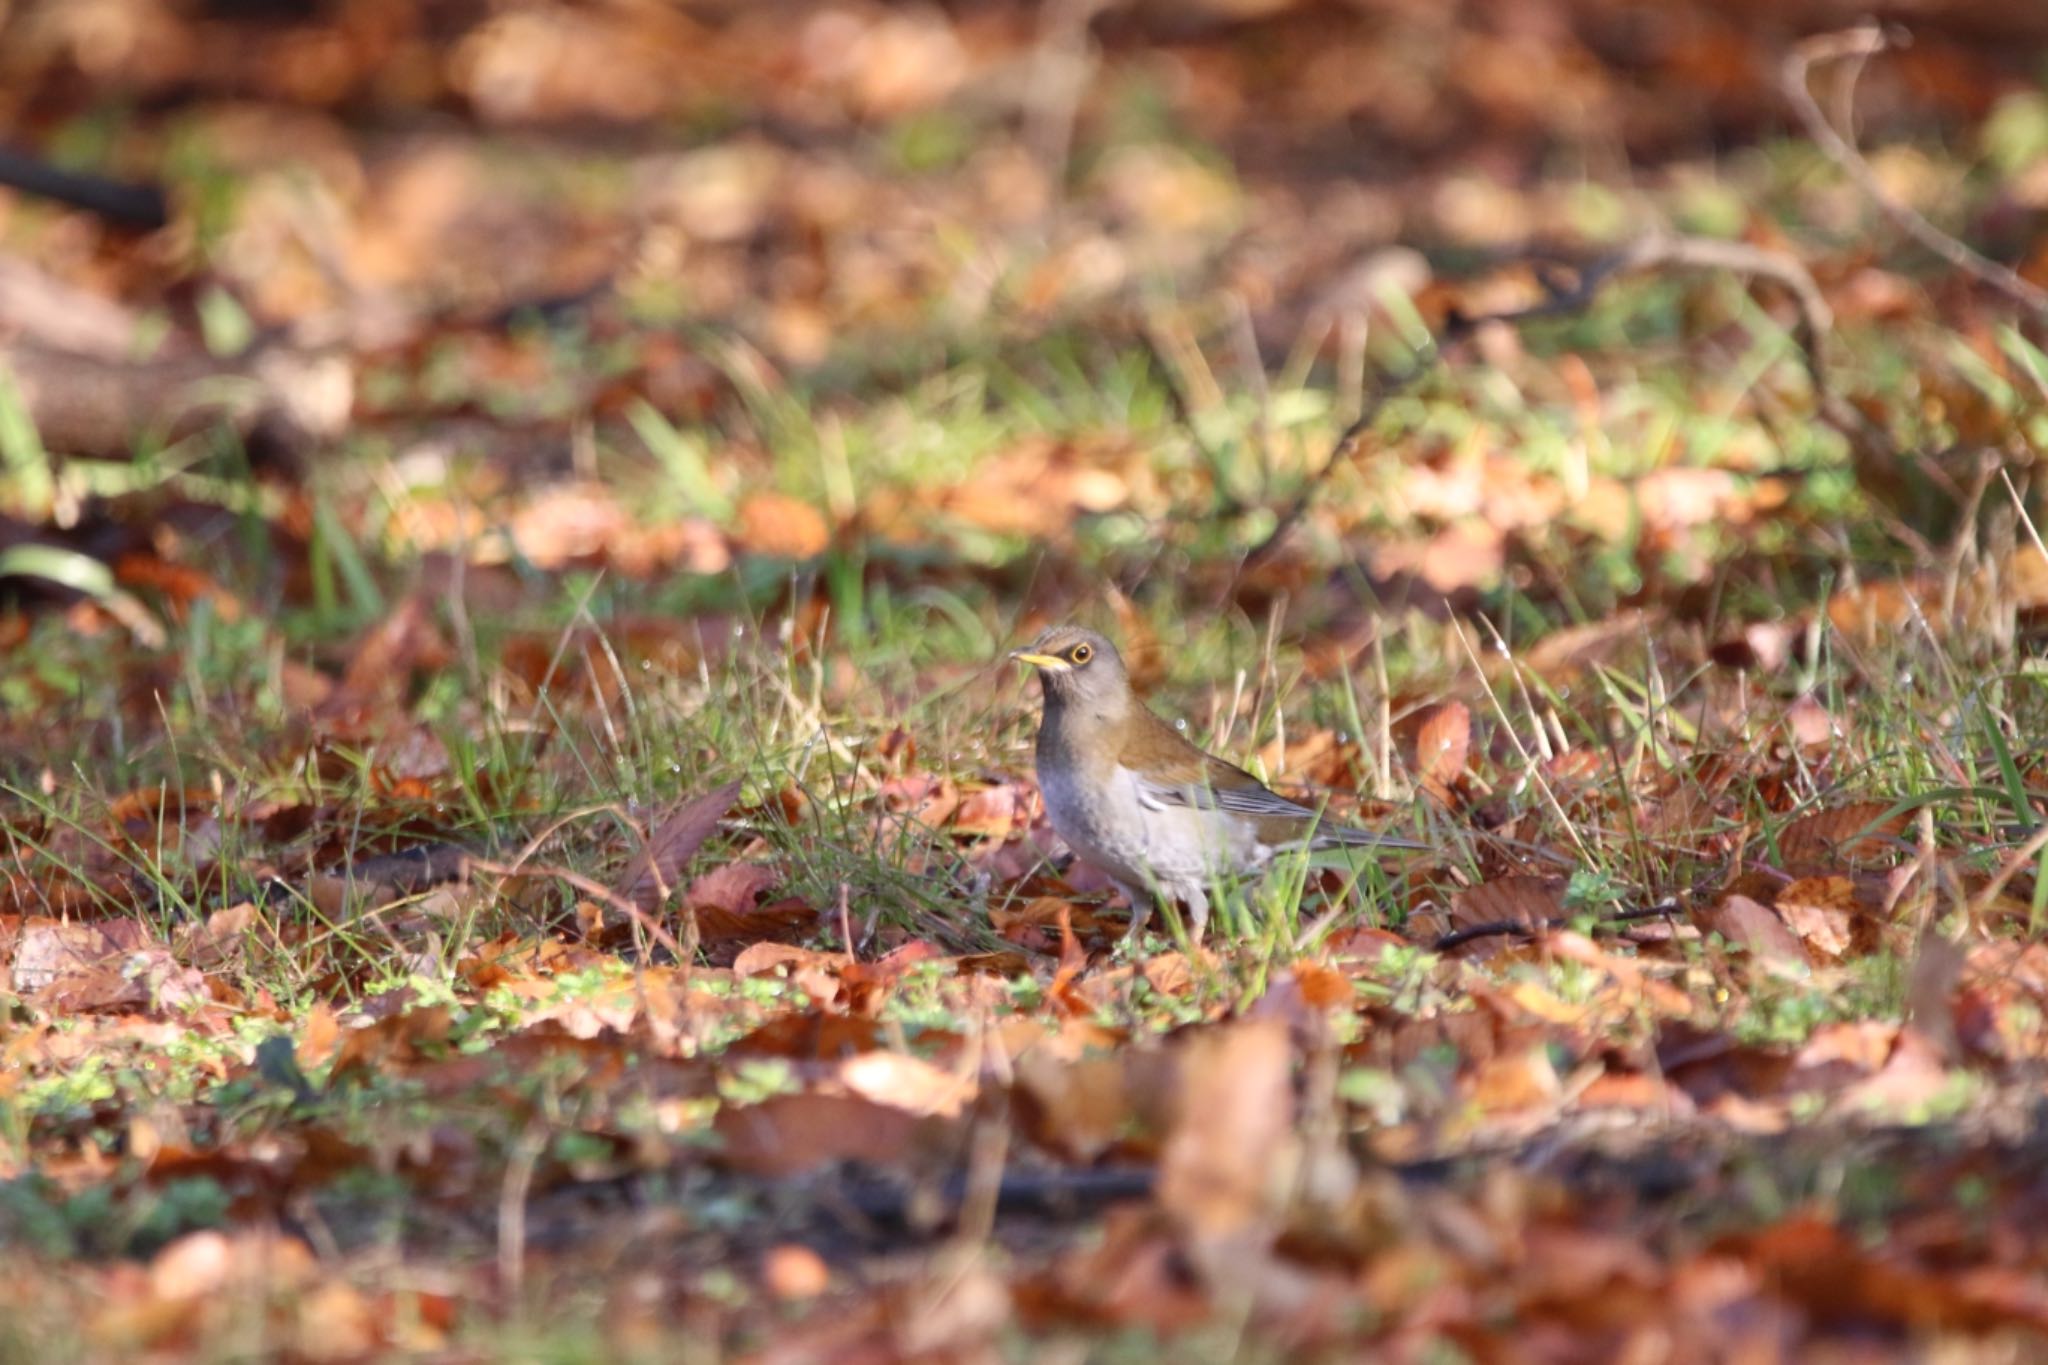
5,1,2048,1359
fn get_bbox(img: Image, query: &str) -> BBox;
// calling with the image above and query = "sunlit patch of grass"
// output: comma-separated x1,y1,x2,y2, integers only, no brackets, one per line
1729,969,1902,1050
3,236,2041,1049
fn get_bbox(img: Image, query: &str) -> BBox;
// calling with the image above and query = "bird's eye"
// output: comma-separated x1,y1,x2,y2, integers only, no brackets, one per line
1070,643,1092,664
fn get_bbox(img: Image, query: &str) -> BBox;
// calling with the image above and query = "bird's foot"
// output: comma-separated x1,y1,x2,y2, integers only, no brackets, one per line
1113,881,1152,944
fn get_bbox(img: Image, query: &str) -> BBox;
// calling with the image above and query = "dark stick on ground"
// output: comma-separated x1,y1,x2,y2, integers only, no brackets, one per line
1237,341,1440,577
0,147,169,231
1430,900,1684,954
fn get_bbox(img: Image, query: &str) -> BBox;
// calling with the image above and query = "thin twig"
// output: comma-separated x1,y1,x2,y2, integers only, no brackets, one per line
0,148,168,229
1965,821,2048,924
836,880,856,958
1783,24,2048,322
1238,340,1439,573
471,858,690,961
497,1119,547,1303
1239,228,1844,580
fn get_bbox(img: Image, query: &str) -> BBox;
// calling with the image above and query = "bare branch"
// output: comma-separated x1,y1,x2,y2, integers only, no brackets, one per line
1236,229,1843,581
1782,24,2048,322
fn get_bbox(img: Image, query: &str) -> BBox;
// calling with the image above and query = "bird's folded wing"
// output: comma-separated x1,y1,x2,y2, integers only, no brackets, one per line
1133,769,1322,820
1118,708,1426,846
1117,720,1314,818
1122,740,1425,847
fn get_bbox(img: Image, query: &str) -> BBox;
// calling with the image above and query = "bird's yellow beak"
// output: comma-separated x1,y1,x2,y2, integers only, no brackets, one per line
1008,649,1068,671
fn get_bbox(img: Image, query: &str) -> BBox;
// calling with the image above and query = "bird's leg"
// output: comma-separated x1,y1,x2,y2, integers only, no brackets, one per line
1115,880,1152,943
1183,886,1210,946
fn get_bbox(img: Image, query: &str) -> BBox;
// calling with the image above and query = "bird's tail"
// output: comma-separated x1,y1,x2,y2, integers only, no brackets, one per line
1313,823,1432,853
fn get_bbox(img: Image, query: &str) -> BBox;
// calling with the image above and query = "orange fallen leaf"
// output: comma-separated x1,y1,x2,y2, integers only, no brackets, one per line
951,783,1032,838
1157,1019,1294,1249
1774,875,1862,961
762,1245,830,1301
839,1049,973,1117
1415,701,1471,799
735,490,830,559
1463,1042,1562,1113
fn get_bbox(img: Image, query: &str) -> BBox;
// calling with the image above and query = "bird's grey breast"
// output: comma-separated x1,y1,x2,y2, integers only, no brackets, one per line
1040,759,1261,887
1036,759,1145,876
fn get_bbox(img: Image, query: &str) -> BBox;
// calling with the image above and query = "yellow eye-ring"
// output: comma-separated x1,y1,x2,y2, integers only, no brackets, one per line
1070,643,1093,664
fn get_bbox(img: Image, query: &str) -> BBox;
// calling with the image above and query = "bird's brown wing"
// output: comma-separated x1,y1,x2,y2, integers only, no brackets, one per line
1118,707,1325,820
1119,706,1431,850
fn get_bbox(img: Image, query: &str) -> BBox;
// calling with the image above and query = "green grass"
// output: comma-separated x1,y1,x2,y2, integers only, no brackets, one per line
5,223,2048,1358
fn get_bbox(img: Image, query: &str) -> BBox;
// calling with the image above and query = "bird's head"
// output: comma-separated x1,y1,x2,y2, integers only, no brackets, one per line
1008,625,1128,710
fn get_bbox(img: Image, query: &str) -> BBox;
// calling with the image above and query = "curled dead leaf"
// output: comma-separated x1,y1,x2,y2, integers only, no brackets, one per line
686,861,778,915
1415,701,1471,798
1773,875,1872,962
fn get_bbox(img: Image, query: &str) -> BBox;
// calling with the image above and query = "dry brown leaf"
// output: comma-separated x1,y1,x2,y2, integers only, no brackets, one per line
1825,576,1935,642
1839,1027,1952,1115
1777,802,1906,869
991,896,1078,934
328,1005,455,1082
1774,875,1862,961
10,919,207,1014
1518,609,1649,679
324,594,452,718
926,436,1137,539
113,552,245,623
1139,951,1202,998
686,861,777,915
1011,1047,1178,1164
1463,1043,1562,1113
697,896,818,945
1414,701,1470,797
614,780,742,913
1783,694,1837,751
712,1092,951,1178
1701,895,1810,974
878,773,960,829
1404,521,1505,592
1450,876,1564,936
731,941,847,981
1256,728,1359,789
1157,1020,1295,1250
173,902,263,971
951,783,1031,838
838,1050,973,1117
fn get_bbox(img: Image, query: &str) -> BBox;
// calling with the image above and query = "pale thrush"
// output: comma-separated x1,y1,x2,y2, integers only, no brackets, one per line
1011,625,1425,941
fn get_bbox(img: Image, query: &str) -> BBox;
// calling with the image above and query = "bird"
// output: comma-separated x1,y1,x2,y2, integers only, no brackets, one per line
1010,624,1426,942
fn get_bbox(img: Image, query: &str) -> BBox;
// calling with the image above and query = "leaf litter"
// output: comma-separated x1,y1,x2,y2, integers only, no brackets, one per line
6,0,2048,1358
